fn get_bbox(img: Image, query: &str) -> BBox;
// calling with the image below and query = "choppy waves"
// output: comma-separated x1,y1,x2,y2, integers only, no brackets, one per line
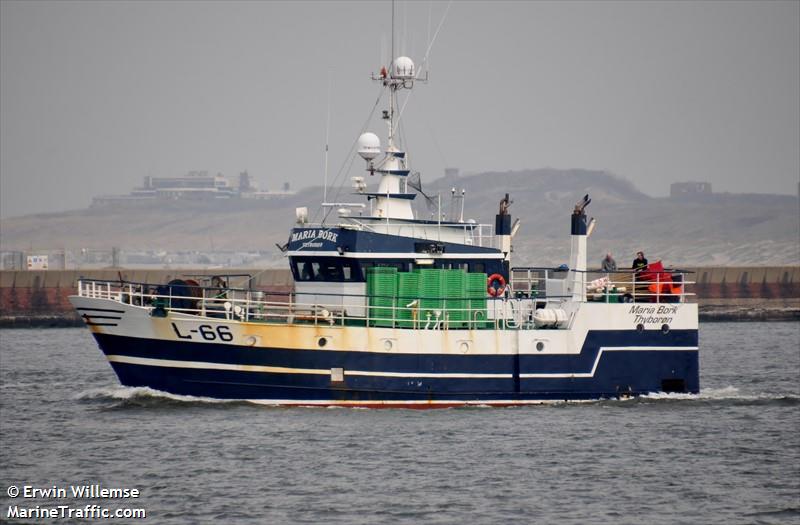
5,323,798,525
71,384,800,410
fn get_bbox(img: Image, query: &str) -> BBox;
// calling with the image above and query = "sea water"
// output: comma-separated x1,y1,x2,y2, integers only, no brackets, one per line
1,323,798,524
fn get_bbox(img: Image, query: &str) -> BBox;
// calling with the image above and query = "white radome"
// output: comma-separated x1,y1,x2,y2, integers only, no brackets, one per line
393,56,415,79
357,132,381,160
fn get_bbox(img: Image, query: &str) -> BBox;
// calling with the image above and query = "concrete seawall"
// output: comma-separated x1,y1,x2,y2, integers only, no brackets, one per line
1,266,798,326
692,266,800,298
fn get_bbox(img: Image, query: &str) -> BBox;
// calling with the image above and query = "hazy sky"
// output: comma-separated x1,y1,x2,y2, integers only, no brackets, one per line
1,0,798,218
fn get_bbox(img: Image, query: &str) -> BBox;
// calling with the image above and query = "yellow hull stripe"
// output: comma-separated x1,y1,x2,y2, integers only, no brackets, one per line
106,355,511,379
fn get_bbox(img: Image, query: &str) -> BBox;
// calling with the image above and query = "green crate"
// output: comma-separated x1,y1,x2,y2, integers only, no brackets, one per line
364,268,492,329
367,267,397,327
417,268,446,313
466,272,488,328
396,272,420,328
444,269,467,327
466,272,488,293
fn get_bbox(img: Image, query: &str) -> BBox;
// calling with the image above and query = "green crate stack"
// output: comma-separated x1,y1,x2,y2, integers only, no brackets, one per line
444,269,467,327
367,267,397,327
417,268,446,321
466,272,489,328
395,272,420,328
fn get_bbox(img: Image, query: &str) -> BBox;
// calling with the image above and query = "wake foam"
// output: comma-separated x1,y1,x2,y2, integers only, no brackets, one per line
72,385,798,409
641,385,799,404
75,386,242,405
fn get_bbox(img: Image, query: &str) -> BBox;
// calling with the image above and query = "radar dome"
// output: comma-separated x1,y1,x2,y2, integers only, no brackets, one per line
357,132,381,161
393,56,415,79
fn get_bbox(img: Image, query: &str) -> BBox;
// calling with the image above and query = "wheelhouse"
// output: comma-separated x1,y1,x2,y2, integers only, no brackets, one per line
289,256,505,283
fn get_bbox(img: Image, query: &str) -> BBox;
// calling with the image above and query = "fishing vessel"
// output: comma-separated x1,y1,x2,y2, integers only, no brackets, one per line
69,47,699,407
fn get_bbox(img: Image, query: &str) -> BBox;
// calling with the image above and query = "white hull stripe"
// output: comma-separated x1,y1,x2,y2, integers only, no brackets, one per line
106,345,696,380
107,355,328,375
519,346,699,379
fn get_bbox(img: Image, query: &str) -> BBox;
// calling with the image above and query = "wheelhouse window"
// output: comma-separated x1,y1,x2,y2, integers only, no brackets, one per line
434,260,468,270
291,257,494,282
310,261,325,280
291,257,359,282
295,260,315,281
342,263,353,281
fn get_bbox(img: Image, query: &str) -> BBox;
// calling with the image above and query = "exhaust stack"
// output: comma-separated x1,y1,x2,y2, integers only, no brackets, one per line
496,194,513,276
568,194,591,301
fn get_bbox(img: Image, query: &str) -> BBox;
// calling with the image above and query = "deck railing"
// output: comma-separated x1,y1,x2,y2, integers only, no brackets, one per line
78,279,504,329
77,269,694,330
509,267,695,305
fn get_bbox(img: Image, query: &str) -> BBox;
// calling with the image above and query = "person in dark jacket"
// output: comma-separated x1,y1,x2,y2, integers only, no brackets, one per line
632,251,648,272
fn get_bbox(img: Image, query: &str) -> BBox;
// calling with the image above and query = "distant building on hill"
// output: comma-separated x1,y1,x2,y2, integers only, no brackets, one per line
134,171,235,200
670,181,712,198
91,170,295,208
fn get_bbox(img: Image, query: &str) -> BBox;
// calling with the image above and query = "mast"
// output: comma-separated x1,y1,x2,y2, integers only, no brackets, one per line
355,2,431,222
323,74,331,204
355,39,418,221
389,0,396,149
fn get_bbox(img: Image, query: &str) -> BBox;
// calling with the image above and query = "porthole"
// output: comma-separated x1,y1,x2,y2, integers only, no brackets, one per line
661,324,670,334
459,341,470,353
636,323,645,333
536,341,545,352
318,337,327,348
384,339,393,351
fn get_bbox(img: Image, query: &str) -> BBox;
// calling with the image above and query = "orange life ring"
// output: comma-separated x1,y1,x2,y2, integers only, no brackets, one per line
487,273,506,297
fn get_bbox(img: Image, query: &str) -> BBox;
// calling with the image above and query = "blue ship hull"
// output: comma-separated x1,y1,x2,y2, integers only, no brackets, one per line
92,329,699,406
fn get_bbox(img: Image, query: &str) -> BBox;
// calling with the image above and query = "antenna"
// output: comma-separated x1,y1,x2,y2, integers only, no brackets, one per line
459,188,466,223
403,0,408,57
392,0,451,135
380,34,386,72
323,73,331,204
450,187,457,221
417,0,452,80
437,193,442,233
391,0,395,72
427,2,432,76
446,187,466,222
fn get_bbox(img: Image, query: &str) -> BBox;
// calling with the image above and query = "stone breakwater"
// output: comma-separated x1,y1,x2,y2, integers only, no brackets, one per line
0,266,798,327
